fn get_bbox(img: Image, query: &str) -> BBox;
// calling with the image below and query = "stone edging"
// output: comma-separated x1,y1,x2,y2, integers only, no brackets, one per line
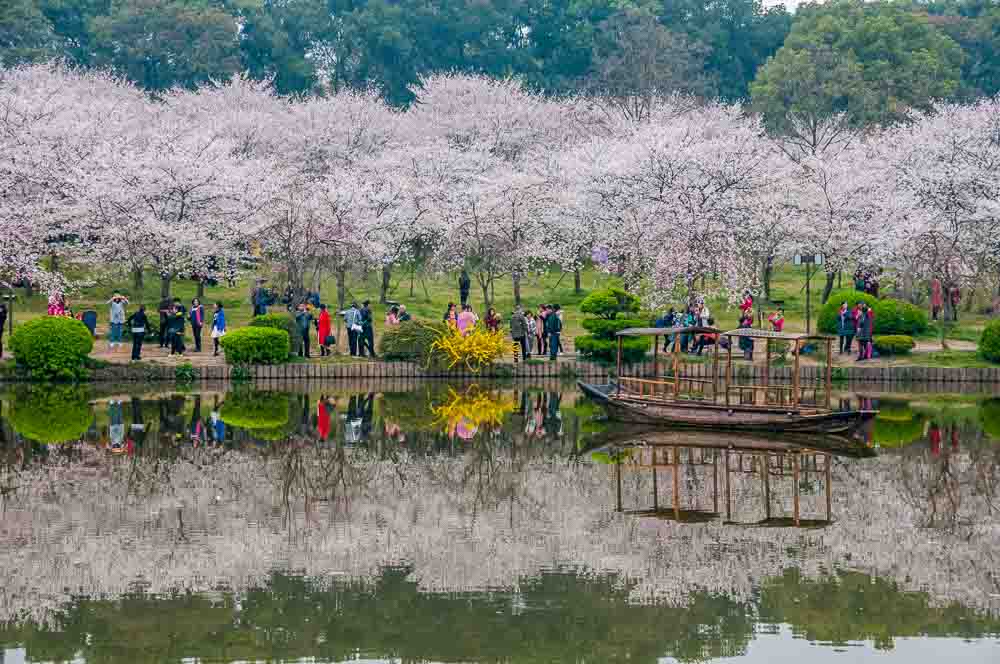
0,359,997,384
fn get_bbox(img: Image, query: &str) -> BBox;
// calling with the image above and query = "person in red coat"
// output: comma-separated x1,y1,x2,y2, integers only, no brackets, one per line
317,304,332,357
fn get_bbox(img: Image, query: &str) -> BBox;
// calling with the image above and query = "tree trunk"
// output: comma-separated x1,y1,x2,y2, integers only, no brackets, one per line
23,281,33,297
965,285,976,313
379,264,391,304
513,272,522,307
763,255,774,301
132,268,144,292
821,271,836,304
409,268,415,298
336,268,347,313
838,271,842,290
574,267,582,295
478,273,492,310
50,253,59,273
160,275,172,300
196,279,205,299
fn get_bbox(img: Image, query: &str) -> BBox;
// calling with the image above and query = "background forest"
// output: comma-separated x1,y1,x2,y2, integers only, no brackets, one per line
3,0,1000,111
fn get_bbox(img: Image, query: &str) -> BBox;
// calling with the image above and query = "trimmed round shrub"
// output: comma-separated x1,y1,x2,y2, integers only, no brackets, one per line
219,327,290,365
10,316,94,380
979,320,1000,363
250,312,300,353
9,384,93,443
576,335,649,364
978,399,1000,439
873,335,916,356
380,320,450,364
872,405,926,448
220,390,291,434
579,287,641,319
818,289,927,336
580,318,652,337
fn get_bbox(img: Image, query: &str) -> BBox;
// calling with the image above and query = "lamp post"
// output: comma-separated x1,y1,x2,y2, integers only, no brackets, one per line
793,253,825,334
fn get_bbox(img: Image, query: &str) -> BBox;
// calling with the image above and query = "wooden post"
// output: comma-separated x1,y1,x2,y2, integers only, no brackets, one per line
672,446,680,521
615,460,622,512
792,339,801,409
793,453,800,526
673,331,681,398
616,335,623,396
712,337,721,402
763,453,771,520
652,467,658,511
713,451,719,513
825,338,833,409
825,453,832,522
653,338,659,379
764,339,771,403
724,449,731,521
725,337,733,407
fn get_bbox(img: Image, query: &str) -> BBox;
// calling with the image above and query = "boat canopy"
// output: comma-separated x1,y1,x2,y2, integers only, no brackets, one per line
616,326,720,337
720,328,831,341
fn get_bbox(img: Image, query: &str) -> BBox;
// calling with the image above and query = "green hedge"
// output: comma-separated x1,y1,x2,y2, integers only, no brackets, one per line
10,316,94,380
575,335,649,364
979,320,1000,363
9,384,93,443
579,287,641,319
818,290,927,336
872,405,926,448
250,312,300,353
220,390,291,434
379,320,450,365
219,327,290,365
580,318,652,337
978,399,1000,439
873,335,915,355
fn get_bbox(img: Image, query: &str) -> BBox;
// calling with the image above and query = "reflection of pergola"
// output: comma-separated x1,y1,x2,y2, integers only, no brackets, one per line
611,445,834,528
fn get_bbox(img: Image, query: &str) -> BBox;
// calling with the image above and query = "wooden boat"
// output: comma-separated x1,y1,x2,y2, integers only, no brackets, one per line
580,325,876,435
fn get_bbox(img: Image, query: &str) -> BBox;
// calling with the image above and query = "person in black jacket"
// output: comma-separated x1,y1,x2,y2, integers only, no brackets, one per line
459,269,471,307
544,304,562,361
126,305,149,361
0,303,6,358
359,300,376,358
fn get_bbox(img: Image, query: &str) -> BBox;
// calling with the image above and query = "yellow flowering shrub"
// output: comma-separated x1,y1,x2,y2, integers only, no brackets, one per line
430,324,513,372
431,385,516,436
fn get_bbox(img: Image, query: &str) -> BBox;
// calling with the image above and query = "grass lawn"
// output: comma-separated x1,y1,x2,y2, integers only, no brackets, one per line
4,261,991,361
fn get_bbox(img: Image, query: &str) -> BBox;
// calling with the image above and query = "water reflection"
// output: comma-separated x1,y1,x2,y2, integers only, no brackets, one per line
0,383,999,662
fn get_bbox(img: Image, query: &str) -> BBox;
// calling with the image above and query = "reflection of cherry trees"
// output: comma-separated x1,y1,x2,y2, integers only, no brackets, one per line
4,391,1000,627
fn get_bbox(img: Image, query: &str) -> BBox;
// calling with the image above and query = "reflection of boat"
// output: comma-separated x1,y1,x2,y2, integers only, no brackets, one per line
598,436,842,528
589,426,876,458
580,327,877,434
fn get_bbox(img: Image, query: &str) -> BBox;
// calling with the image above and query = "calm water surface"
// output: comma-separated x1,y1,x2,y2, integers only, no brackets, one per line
0,381,999,663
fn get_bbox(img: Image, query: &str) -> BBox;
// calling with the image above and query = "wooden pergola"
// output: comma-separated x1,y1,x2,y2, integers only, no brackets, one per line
720,329,834,410
613,326,837,411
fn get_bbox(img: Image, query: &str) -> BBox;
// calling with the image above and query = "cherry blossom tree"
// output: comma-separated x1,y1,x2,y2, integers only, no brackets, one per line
0,63,144,293
888,98,1000,340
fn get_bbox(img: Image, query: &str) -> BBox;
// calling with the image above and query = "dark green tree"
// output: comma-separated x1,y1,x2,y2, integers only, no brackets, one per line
89,0,242,91
752,0,964,133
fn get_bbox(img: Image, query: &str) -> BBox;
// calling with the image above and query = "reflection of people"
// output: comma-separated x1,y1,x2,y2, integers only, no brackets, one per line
210,410,225,444
109,400,124,452
544,392,562,437
128,396,146,453
317,395,335,440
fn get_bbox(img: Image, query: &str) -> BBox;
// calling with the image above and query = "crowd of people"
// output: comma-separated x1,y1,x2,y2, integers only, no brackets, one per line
836,301,877,361
509,304,564,361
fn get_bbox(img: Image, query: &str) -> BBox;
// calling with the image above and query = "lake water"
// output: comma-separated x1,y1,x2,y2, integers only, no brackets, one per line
0,381,999,663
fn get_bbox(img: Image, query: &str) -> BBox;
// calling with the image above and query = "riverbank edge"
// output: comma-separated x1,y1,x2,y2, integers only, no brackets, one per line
3,358,1000,383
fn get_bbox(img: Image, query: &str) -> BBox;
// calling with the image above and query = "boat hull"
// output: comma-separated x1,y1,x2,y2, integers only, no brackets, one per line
578,381,875,435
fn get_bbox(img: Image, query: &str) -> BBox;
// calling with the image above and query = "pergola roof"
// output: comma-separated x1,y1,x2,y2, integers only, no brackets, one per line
721,328,832,341
616,326,720,337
